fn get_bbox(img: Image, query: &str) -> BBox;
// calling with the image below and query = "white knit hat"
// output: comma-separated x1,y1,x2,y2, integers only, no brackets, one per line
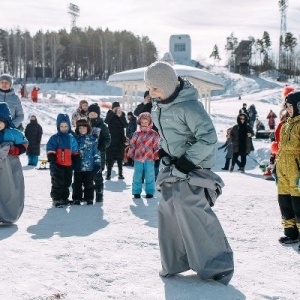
144,61,178,99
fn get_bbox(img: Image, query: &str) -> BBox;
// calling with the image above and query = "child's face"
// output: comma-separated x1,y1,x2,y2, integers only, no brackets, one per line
78,125,88,135
0,80,11,91
286,103,294,117
0,121,5,130
60,122,69,132
81,103,88,111
147,86,165,100
88,111,98,119
140,118,150,127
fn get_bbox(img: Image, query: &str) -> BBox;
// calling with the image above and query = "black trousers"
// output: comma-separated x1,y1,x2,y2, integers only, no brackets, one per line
50,164,73,201
106,158,123,176
231,153,247,168
72,171,95,201
278,194,300,239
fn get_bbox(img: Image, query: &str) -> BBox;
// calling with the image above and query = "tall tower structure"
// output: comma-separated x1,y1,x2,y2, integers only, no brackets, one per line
278,0,288,76
68,3,80,29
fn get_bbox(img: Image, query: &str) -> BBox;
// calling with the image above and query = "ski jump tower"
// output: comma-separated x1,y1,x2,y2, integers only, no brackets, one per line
278,0,288,78
68,3,80,29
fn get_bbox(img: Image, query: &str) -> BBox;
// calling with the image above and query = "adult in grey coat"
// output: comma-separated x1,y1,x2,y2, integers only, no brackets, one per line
145,61,234,285
0,74,24,128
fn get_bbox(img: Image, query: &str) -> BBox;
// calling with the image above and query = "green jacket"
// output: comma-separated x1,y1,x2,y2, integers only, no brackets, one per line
151,78,217,169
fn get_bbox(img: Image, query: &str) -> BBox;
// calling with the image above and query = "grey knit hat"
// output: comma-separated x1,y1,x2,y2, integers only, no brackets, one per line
0,74,13,86
144,61,178,99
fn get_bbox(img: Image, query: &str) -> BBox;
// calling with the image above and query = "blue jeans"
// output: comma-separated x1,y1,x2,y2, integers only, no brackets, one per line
132,160,155,195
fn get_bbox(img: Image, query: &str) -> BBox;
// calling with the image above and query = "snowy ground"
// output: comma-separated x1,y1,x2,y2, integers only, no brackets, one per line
1,68,300,300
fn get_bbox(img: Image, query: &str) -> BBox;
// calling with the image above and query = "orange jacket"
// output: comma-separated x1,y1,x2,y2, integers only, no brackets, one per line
31,88,40,99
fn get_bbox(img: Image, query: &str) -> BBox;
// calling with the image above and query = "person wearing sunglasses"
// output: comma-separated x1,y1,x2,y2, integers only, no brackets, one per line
230,113,254,173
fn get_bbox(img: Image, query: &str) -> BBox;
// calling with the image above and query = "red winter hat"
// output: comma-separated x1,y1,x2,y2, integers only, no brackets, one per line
282,86,295,98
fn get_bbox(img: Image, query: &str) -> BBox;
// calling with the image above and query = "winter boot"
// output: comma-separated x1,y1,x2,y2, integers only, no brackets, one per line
240,167,245,173
229,166,234,173
95,190,103,202
222,158,230,170
146,194,153,198
278,236,299,244
52,200,65,208
133,194,141,199
86,200,94,205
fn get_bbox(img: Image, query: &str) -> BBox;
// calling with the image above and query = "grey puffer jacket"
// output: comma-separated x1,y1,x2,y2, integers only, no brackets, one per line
151,78,217,169
0,89,24,128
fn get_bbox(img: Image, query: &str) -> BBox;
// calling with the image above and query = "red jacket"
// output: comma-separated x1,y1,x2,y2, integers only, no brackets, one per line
127,126,159,162
31,88,40,99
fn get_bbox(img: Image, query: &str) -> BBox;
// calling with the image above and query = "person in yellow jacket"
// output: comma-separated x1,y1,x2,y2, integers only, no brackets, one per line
276,91,300,249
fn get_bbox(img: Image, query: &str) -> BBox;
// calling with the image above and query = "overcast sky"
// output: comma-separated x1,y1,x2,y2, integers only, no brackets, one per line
3,0,299,62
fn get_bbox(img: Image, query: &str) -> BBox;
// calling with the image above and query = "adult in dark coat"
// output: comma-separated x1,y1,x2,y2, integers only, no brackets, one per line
104,101,128,180
134,90,152,116
230,113,254,173
125,111,137,167
24,115,43,166
87,103,111,202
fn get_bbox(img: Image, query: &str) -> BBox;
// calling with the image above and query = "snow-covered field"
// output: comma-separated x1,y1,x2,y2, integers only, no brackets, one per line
1,68,300,300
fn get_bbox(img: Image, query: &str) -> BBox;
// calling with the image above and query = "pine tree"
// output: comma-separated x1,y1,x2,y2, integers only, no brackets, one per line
210,45,221,64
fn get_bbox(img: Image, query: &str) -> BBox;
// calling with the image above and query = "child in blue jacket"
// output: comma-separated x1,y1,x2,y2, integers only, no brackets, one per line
72,119,101,205
46,114,79,207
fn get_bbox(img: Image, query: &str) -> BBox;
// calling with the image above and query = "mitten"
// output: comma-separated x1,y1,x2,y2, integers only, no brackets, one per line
8,146,20,156
8,144,26,156
170,165,188,180
158,148,174,166
175,155,196,174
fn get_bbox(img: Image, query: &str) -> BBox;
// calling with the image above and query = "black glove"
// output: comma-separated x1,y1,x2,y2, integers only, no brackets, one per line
175,155,196,174
47,153,56,163
158,148,170,159
158,148,175,166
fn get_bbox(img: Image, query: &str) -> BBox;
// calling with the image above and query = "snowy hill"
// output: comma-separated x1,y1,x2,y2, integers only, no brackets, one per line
1,67,300,300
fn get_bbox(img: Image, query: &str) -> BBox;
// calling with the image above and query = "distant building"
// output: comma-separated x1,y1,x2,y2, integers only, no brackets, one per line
169,35,191,65
233,40,252,75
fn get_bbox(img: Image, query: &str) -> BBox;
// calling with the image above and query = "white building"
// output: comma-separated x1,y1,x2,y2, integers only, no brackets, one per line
169,35,191,65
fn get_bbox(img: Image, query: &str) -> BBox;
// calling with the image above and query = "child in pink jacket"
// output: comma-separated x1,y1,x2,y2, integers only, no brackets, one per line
127,112,159,199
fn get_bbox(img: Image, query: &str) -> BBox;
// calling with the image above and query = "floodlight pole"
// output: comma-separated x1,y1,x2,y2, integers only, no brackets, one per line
68,3,80,29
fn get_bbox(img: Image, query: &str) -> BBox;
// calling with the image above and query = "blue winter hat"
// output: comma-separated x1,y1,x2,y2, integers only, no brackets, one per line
0,102,14,128
56,114,71,132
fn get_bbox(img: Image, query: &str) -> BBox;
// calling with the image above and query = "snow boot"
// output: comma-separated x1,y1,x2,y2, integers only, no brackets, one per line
278,236,299,244
52,200,65,208
133,194,141,199
146,194,153,198
95,190,103,202
72,199,81,205
86,200,93,205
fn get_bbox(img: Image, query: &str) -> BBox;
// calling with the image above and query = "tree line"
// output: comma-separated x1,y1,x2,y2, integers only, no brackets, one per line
0,27,158,82
210,31,299,79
